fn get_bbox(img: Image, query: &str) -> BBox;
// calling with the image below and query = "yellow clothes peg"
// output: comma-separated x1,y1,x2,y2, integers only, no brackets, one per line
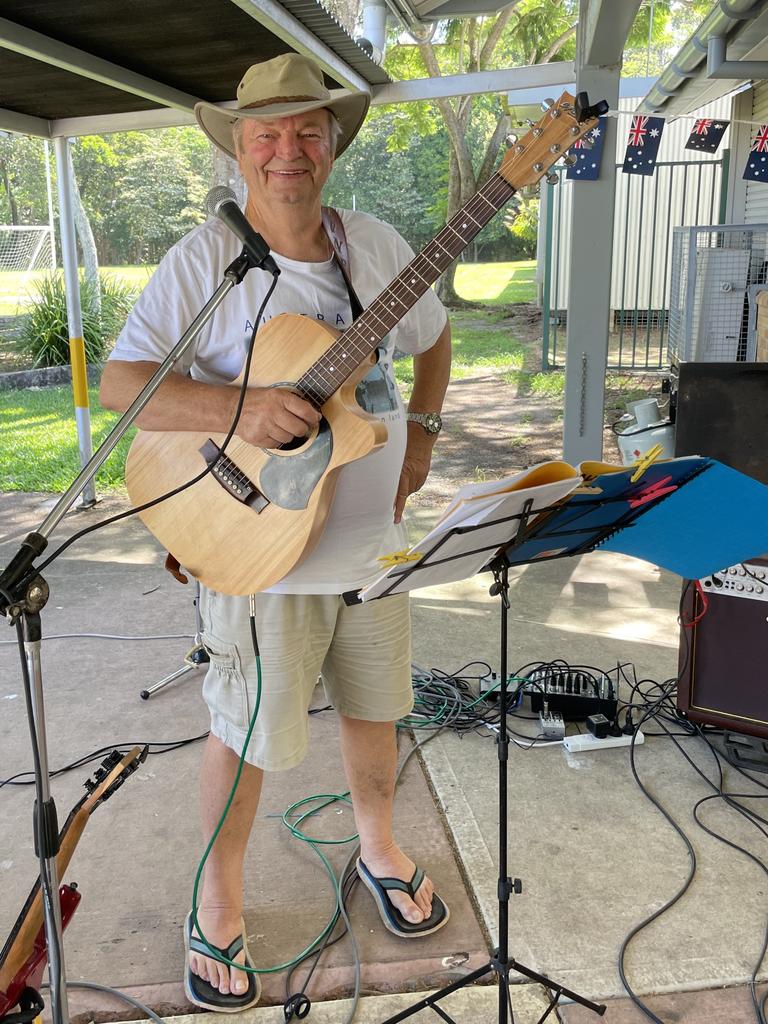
377,549,422,568
630,443,664,484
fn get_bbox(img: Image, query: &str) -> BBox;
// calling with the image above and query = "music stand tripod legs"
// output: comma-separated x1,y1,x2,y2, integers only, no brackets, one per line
381,560,605,1024
139,581,209,700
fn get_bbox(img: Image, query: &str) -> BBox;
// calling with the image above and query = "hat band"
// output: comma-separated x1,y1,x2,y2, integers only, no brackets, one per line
239,94,324,111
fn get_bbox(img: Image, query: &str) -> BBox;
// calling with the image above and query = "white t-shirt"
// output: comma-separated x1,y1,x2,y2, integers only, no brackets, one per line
111,209,447,594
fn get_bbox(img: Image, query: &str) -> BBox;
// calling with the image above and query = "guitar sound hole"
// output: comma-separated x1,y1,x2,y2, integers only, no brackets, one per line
277,433,308,452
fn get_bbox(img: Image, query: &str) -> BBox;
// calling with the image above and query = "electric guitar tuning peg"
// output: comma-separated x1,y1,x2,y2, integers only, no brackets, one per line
563,154,578,167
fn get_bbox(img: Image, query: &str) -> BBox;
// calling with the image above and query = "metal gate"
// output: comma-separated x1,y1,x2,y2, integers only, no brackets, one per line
541,153,729,371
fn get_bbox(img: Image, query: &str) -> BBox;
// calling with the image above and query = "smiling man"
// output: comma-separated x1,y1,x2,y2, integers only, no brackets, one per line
100,53,452,1012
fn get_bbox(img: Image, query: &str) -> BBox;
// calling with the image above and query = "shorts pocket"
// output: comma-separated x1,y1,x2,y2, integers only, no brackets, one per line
201,631,251,732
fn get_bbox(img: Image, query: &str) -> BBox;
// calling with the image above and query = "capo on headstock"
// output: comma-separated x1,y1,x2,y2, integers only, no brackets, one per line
574,92,610,123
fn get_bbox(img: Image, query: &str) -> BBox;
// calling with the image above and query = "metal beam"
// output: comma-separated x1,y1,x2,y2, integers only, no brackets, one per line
0,105,51,137
228,0,371,93
580,0,643,67
51,107,197,138
0,15,200,112
562,61,621,464
372,61,574,104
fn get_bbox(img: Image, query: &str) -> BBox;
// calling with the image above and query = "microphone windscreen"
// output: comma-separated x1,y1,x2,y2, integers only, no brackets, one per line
205,185,237,219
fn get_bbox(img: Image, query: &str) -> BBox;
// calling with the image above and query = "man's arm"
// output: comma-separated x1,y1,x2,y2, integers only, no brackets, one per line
100,359,320,448
394,318,452,524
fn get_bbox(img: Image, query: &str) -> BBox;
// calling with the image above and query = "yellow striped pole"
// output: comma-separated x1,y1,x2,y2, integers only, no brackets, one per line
54,137,95,506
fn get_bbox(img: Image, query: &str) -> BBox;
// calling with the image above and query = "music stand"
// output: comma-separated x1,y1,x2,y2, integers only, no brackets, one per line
345,453,768,1023
345,497,613,1023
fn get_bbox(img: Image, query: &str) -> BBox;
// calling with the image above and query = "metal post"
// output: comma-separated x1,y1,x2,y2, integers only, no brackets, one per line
44,139,56,268
541,176,555,369
53,136,95,507
562,63,620,463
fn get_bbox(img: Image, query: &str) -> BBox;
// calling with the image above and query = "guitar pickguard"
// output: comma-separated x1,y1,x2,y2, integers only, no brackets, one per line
259,416,333,510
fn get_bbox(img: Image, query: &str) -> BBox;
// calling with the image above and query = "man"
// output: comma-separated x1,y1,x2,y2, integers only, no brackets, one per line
100,52,452,1012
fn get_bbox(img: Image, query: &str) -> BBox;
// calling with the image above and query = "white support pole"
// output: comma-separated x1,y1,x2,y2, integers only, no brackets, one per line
562,64,620,464
53,136,96,507
44,139,56,268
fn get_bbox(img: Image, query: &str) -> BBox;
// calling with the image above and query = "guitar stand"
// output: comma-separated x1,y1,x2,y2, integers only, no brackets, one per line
139,581,209,700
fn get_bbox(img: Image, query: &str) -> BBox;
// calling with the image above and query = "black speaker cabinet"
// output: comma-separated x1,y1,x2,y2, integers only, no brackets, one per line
677,558,768,740
674,361,768,485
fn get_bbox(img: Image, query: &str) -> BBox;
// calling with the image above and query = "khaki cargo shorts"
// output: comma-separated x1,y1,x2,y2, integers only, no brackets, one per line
198,588,413,771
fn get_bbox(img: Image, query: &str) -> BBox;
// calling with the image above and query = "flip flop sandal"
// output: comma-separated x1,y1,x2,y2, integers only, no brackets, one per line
356,858,450,938
184,911,261,1013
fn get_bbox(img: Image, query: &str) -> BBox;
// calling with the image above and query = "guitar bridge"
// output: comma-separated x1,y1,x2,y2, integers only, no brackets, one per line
200,440,270,513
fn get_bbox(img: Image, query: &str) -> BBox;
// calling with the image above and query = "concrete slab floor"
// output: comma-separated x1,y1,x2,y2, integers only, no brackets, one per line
0,494,486,1020
408,549,768,1007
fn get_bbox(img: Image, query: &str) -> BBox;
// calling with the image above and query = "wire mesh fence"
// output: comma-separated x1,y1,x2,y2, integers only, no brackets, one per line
667,224,768,365
542,156,727,371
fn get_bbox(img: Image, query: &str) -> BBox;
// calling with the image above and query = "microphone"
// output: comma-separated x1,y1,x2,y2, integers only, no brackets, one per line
205,185,279,276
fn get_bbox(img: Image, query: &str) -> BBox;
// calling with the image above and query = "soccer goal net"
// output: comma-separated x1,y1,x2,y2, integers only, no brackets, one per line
0,225,56,310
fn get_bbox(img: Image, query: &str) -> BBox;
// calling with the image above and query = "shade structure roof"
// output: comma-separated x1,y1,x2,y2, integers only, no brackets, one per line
0,0,389,136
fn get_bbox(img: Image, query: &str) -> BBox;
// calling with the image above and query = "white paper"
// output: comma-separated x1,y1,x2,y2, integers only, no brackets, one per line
359,476,581,600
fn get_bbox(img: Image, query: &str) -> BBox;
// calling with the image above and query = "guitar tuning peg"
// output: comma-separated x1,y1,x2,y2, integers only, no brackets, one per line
506,133,518,146
563,154,578,167
540,97,556,111
546,173,559,185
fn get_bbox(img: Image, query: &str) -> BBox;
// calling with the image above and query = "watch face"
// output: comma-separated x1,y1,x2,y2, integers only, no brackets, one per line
424,412,442,434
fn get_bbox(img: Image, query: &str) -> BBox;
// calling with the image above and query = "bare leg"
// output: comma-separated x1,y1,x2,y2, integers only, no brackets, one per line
188,733,263,994
338,716,434,923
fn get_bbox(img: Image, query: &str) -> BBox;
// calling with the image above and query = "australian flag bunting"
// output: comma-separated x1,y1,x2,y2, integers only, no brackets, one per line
566,117,607,181
743,124,768,182
685,118,729,153
622,115,665,177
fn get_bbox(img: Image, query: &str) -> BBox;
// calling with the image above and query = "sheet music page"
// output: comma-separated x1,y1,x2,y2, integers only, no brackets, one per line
359,476,581,601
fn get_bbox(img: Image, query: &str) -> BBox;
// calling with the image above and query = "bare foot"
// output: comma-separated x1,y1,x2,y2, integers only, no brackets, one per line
188,906,249,995
359,842,435,923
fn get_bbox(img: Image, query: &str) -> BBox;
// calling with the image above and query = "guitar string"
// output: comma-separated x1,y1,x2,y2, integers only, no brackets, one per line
295,171,518,406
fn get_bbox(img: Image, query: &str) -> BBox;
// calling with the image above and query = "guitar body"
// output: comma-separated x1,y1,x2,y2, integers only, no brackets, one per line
125,313,388,595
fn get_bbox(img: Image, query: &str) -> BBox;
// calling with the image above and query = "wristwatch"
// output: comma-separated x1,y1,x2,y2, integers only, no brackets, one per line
406,411,442,435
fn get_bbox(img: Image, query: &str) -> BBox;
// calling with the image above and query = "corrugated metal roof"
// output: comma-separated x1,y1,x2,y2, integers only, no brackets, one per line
281,0,390,85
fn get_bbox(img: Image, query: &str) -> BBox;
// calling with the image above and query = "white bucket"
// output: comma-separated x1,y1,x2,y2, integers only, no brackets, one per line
616,421,676,465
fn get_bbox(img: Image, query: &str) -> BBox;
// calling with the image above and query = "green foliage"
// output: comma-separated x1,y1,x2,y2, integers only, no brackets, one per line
506,198,539,259
0,385,133,491
16,271,138,368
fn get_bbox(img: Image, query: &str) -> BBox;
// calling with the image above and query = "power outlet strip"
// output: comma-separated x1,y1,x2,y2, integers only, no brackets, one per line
563,731,645,753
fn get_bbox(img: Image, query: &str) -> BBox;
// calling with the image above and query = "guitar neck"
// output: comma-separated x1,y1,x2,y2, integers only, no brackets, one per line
296,171,516,405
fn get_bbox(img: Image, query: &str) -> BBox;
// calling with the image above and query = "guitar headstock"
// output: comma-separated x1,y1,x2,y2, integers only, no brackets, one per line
499,91,604,191
82,745,148,813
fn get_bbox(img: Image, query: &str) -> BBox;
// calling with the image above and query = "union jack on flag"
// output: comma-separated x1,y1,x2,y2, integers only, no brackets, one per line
743,124,768,182
627,116,648,147
693,119,712,135
622,115,664,177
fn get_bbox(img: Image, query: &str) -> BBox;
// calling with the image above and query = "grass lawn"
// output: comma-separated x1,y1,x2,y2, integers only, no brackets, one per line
0,386,133,491
454,260,536,304
0,266,156,316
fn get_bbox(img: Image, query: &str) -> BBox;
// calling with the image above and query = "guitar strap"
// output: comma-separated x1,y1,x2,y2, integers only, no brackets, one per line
164,210,363,587
321,206,364,322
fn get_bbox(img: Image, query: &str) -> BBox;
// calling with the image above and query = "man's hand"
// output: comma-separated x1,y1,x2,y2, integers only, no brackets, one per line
237,387,321,447
394,432,435,524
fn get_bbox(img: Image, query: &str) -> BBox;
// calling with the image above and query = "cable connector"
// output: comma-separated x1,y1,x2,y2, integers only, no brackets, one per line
284,993,311,1021
539,710,565,739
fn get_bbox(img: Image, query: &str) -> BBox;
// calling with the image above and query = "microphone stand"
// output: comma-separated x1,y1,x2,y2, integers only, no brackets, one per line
0,245,269,1024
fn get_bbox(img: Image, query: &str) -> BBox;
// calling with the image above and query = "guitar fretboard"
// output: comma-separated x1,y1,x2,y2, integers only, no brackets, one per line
296,170,516,406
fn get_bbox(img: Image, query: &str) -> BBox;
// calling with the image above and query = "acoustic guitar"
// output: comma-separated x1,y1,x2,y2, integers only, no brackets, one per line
0,746,148,1020
125,92,600,595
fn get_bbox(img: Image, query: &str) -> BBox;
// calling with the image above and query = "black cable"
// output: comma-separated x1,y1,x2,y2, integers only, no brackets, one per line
0,733,210,789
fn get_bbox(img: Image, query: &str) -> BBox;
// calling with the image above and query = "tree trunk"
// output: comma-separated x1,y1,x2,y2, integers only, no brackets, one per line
0,160,19,224
66,142,100,314
436,149,462,305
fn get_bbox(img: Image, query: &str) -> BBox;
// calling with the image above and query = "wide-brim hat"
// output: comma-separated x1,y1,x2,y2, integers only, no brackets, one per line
195,53,370,159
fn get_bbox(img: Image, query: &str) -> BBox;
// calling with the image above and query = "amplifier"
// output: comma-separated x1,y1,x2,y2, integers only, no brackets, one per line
677,557,768,740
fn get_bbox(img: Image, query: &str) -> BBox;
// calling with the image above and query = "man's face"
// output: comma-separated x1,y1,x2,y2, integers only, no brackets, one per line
237,110,334,208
